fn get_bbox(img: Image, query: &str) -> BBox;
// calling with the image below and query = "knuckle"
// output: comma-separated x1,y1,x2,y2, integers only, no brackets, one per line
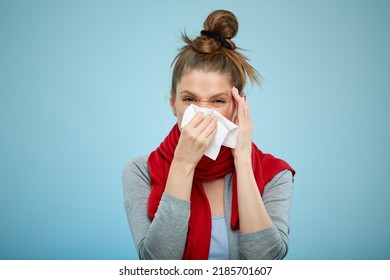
198,137,208,147
188,131,197,141
182,127,196,140
181,126,190,135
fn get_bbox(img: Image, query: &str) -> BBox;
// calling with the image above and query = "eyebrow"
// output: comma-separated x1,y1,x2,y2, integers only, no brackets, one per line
179,90,230,99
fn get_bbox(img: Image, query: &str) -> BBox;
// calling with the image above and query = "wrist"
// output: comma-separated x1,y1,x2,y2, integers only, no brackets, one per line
165,157,195,201
171,156,197,174
234,154,252,166
233,148,252,162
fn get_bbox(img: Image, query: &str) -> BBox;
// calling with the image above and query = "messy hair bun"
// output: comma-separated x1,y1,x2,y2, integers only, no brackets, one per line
171,9,260,95
203,10,238,47
187,10,237,54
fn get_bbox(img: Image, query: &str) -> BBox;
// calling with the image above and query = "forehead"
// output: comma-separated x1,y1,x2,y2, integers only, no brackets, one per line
178,70,232,96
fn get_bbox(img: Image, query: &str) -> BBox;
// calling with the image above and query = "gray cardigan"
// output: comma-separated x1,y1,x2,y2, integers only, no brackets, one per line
122,156,294,260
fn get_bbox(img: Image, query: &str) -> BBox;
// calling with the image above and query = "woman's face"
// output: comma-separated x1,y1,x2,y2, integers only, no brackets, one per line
170,70,237,130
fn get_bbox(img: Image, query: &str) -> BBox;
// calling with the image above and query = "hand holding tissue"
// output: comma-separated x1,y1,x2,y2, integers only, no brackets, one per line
181,104,238,160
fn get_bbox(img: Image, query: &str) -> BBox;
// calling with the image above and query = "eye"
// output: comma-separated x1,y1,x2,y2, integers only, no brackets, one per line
213,99,226,104
183,97,196,103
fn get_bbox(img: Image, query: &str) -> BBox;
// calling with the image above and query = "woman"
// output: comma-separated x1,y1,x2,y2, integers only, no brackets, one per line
122,10,295,260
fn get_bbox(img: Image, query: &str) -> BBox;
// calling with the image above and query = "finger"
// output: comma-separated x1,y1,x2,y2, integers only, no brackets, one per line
232,87,245,120
243,102,253,131
231,89,238,122
231,86,241,103
232,108,238,124
195,114,216,134
245,102,252,120
187,111,205,128
202,116,218,139
237,97,246,121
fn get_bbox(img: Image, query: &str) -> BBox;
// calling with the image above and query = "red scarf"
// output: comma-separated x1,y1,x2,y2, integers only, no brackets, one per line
147,124,295,259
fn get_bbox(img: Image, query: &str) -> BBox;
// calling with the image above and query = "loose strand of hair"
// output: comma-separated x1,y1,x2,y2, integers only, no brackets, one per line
223,49,261,87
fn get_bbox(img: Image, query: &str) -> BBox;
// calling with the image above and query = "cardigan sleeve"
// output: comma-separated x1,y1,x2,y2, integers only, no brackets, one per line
239,170,294,259
122,156,190,259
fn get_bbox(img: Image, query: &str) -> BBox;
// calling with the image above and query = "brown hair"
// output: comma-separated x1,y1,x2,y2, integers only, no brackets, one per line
171,10,260,96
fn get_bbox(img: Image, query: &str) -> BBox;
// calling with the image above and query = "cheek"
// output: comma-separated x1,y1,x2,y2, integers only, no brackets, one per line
177,114,183,131
175,107,187,131
217,104,235,121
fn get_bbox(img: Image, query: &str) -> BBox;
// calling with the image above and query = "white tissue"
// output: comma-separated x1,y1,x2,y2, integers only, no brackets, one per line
180,104,238,160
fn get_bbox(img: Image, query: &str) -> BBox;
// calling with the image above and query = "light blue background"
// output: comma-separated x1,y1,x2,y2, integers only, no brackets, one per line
1,0,389,260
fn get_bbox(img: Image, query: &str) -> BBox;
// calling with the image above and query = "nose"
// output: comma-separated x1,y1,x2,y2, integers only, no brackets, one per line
197,101,212,109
